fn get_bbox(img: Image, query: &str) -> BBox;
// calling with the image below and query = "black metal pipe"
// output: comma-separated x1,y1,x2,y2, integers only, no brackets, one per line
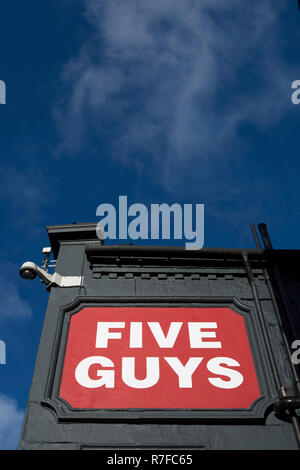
250,223,262,250
250,224,300,391
264,270,300,392
242,251,282,392
258,223,273,251
252,223,300,447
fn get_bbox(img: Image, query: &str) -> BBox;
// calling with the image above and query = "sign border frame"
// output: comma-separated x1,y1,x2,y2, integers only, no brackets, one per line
42,296,276,423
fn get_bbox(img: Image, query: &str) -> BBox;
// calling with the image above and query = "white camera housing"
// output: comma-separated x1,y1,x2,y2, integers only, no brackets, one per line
19,261,83,289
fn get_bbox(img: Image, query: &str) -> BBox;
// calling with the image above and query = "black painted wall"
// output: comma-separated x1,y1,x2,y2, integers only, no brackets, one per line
18,224,300,450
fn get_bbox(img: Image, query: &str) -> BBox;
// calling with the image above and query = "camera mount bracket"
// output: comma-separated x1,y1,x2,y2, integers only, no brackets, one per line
19,261,83,290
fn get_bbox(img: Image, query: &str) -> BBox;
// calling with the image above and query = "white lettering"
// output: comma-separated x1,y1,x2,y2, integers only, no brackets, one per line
122,357,159,388
130,322,143,348
188,322,222,348
148,322,183,348
207,357,244,389
96,322,125,348
75,356,115,388
164,357,203,388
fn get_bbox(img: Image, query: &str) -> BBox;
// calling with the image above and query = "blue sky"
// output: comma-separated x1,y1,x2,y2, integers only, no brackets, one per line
0,0,300,449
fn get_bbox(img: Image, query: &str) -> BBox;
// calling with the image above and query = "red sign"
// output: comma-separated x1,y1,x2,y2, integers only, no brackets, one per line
59,307,260,409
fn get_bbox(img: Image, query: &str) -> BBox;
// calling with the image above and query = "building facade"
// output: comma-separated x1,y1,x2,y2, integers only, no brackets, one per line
19,223,300,450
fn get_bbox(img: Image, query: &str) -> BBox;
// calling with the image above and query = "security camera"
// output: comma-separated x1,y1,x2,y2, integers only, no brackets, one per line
19,261,50,286
19,262,37,280
19,261,83,289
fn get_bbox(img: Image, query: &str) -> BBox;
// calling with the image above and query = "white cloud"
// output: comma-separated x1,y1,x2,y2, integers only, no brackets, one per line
0,395,24,450
55,0,293,231
0,263,33,320
56,1,289,167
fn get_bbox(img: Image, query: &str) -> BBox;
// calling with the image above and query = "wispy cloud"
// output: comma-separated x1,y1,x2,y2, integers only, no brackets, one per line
56,1,289,173
0,395,24,449
0,262,33,320
55,0,295,235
